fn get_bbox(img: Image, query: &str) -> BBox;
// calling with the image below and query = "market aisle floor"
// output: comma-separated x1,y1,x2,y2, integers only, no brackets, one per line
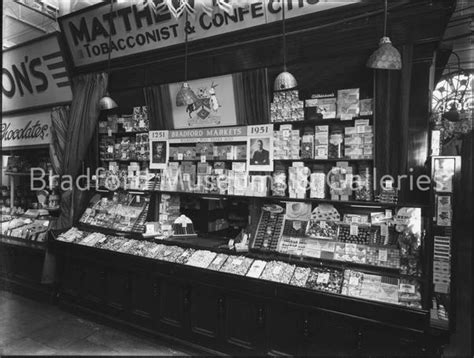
0,290,199,356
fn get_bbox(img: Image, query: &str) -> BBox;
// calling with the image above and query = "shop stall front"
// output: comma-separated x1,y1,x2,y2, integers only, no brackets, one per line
50,0,464,355
1,33,72,300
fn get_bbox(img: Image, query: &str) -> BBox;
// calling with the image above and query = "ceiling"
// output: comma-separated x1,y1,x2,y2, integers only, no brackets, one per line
440,0,474,75
2,0,59,49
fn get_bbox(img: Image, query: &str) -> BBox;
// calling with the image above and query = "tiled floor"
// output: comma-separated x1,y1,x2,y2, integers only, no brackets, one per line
0,290,198,356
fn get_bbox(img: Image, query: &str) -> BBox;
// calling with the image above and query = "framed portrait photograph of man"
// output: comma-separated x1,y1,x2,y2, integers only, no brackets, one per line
247,136,273,172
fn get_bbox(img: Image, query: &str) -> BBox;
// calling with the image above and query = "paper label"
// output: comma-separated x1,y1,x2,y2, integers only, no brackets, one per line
350,224,359,236
385,210,392,219
201,155,206,163
177,153,184,160
226,152,234,160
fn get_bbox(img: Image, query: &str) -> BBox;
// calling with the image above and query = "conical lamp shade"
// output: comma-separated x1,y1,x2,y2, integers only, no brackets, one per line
367,37,402,70
273,71,298,91
176,82,198,107
99,94,118,110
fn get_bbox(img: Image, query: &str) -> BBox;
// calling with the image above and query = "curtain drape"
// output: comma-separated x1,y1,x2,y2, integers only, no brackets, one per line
56,72,108,229
233,68,270,125
143,85,173,130
49,106,70,176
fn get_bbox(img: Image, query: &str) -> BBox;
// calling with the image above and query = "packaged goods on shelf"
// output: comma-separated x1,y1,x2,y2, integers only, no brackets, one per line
328,162,353,201
337,88,360,120
207,253,229,271
311,204,341,221
246,260,268,278
260,261,296,284
328,126,344,159
2,216,50,242
252,205,285,251
306,219,338,240
305,96,337,120
156,245,186,262
219,256,253,275
305,267,343,293
314,125,329,159
359,98,373,116
290,266,311,287
57,227,86,243
270,90,304,122
274,124,301,160
344,120,373,159
175,248,197,264
185,250,217,268
288,163,310,199
249,175,268,197
301,129,315,159
354,161,374,201
272,165,287,197
157,194,180,236
341,270,400,305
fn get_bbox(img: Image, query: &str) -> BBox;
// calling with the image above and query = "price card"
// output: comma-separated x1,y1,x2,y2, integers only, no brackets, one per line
385,209,393,219
320,220,327,228
200,155,206,163
177,153,184,160
283,129,290,139
378,249,388,262
317,272,330,284
107,146,114,153
350,224,359,236
139,119,146,128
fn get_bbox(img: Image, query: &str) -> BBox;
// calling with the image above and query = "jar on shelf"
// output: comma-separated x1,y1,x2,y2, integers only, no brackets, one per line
310,165,326,199
328,126,344,159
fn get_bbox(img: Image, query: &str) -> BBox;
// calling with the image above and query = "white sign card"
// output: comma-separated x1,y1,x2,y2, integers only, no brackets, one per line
149,130,169,169
169,74,237,129
2,34,72,113
1,109,52,149
247,124,273,172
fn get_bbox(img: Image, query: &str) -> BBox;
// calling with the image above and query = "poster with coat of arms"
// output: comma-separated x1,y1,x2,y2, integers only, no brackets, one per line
169,74,237,129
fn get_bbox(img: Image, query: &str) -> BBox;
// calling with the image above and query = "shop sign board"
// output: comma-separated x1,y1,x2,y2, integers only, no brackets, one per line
2,34,72,114
59,0,360,68
1,109,52,149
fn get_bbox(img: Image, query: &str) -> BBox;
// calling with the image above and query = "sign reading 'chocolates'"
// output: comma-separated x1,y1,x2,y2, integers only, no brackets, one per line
59,0,359,68
1,110,52,149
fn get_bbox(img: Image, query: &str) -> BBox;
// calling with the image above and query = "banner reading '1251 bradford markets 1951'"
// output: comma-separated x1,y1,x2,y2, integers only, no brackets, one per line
59,0,359,68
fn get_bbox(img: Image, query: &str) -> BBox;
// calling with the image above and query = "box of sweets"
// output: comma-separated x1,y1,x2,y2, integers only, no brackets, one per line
314,126,329,159
337,88,360,121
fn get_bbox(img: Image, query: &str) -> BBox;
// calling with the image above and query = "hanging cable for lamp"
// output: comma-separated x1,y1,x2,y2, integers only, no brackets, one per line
273,1,297,91
99,0,118,110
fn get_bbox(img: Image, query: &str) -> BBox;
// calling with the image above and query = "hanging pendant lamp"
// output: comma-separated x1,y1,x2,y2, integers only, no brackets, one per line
274,2,297,91
366,0,401,70
176,12,198,106
99,0,118,110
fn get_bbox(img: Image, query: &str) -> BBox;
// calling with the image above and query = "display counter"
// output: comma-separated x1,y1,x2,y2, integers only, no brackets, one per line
51,224,446,356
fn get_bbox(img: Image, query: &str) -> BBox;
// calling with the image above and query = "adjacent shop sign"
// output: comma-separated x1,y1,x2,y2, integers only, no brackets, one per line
2,34,72,114
1,109,52,149
59,0,360,68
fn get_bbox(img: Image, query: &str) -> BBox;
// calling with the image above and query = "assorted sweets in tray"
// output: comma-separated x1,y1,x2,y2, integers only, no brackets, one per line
56,227,422,309
250,203,422,273
79,192,149,233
